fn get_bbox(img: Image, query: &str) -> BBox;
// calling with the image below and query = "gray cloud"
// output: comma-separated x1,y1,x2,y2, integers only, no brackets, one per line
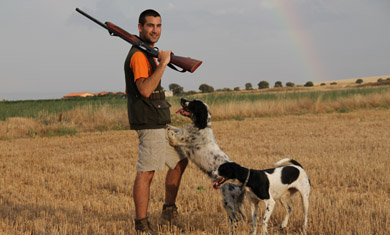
1,0,389,100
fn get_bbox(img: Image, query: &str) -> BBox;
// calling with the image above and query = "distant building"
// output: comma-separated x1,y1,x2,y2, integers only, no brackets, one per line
63,92,94,98
62,91,169,99
95,91,109,96
165,91,173,97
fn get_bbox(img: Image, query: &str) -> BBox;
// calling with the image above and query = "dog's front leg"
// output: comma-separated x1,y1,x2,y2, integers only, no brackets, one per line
166,126,188,147
166,124,179,131
249,199,259,235
167,128,178,146
261,198,276,235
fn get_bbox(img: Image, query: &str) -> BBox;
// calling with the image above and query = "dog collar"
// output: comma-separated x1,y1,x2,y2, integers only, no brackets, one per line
240,169,250,192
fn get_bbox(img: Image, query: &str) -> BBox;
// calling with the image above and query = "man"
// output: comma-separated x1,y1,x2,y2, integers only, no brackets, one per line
123,9,188,234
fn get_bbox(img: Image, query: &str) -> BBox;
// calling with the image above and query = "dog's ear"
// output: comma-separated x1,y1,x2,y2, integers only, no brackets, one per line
193,101,209,129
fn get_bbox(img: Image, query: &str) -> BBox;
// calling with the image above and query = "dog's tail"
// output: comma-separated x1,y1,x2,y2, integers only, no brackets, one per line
274,158,303,168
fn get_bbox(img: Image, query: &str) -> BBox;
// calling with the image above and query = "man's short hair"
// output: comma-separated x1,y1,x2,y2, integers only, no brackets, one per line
139,9,161,26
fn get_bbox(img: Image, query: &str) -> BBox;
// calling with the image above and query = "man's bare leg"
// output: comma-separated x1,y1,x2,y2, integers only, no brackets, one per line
165,158,188,204
133,171,155,219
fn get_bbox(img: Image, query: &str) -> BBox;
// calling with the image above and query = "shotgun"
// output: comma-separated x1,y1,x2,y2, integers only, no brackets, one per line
76,8,202,73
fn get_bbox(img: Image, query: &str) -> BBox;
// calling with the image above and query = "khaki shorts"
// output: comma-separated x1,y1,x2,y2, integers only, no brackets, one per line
136,128,186,172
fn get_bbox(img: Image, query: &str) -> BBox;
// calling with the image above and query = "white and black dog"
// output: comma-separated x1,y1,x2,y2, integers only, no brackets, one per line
167,98,246,232
167,98,231,175
213,158,310,235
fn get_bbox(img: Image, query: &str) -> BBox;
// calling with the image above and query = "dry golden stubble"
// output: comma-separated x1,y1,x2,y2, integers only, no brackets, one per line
0,109,389,234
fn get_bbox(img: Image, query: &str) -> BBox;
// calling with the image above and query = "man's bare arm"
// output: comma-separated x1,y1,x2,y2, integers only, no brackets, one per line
136,50,171,98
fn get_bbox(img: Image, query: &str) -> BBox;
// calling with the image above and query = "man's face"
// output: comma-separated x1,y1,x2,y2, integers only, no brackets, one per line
138,16,161,46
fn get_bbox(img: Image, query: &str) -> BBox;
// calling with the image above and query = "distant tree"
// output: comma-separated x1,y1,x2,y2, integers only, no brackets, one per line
185,90,198,95
286,82,295,87
320,83,326,86
258,81,269,89
245,83,253,90
304,81,314,87
274,81,283,87
216,88,232,92
387,78,390,81
355,79,363,84
169,83,184,95
234,87,241,91
330,82,337,85
199,84,214,93
377,78,384,82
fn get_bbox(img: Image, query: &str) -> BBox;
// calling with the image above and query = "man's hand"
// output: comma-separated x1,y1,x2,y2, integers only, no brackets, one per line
158,50,172,66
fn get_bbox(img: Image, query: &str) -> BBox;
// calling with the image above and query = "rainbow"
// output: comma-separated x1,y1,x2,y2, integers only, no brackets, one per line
271,0,329,83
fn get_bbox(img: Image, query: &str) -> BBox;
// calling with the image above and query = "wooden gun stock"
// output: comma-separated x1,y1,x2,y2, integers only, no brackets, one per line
169,54,203,73
76,8,202,73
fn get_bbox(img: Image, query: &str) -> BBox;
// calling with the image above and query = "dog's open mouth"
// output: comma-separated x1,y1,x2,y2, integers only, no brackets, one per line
176,108,192,117
212,178,227,190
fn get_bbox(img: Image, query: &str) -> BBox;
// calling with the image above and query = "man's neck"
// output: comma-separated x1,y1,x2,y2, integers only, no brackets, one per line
139,35,154,48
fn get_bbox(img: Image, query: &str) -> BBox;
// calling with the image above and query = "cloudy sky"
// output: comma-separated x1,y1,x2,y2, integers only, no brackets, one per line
1,0,389,100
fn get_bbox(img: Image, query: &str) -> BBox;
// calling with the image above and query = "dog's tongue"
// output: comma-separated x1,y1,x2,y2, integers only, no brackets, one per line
176,108,191,117
213,178,226,190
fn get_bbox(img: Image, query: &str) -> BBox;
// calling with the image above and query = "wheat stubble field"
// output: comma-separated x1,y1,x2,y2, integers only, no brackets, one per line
1,108,389,234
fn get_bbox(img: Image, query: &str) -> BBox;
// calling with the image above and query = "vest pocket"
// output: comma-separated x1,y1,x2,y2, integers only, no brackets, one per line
129,98,171,125
150,99,171,124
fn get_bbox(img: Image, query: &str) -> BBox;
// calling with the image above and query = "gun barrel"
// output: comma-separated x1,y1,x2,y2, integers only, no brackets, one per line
75,8,108,30
76,8,202,73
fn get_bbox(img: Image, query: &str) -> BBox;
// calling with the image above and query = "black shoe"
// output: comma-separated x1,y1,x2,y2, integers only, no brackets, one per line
160,203,186,232
135,216,158,235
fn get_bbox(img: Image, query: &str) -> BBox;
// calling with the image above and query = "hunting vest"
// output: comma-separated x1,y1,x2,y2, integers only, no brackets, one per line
124,46,171,130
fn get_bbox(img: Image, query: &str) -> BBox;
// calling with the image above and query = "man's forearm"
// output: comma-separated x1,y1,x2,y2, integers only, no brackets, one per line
136,63,168,98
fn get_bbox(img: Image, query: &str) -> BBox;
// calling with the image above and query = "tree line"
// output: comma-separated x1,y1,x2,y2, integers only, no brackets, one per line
169,80,310,95
168,77,390,95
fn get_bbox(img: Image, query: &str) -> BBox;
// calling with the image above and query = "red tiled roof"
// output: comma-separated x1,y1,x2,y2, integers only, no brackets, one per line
63,92,94,98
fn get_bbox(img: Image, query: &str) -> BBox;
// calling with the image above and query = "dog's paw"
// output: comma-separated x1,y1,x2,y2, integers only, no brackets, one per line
167,129,178,146
167,125,179,131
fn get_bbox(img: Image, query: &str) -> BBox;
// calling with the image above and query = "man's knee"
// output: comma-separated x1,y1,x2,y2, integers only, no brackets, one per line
177,158,188,171
180,158,188,166
135,171,155,183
